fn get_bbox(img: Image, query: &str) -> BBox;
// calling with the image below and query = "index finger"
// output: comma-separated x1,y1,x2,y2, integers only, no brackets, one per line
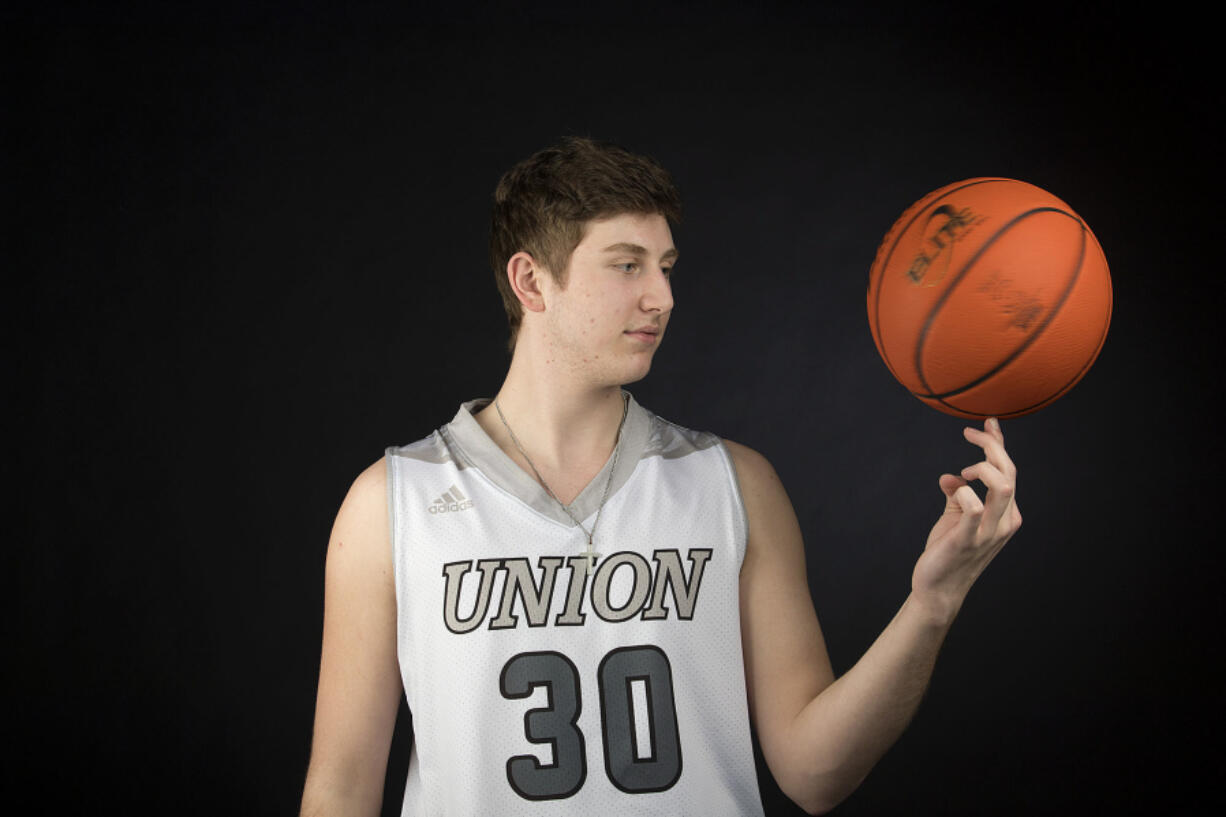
963,418,1017,480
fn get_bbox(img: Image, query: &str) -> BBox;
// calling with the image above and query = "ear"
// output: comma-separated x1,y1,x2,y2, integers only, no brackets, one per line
507,251,548,313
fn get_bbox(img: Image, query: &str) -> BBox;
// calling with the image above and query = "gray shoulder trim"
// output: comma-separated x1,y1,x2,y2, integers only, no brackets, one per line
386,430,472,470
641,414,722,461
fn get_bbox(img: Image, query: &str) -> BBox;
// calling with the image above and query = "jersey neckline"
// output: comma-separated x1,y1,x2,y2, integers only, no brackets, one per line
440,390,652,528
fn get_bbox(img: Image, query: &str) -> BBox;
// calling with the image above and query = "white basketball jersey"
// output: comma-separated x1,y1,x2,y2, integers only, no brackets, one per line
386,393,765,816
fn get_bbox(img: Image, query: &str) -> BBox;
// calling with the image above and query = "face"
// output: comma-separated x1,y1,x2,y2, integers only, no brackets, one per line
539,212,677,387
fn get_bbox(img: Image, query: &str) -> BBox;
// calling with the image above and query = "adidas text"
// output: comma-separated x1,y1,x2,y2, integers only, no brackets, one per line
429,484,474,514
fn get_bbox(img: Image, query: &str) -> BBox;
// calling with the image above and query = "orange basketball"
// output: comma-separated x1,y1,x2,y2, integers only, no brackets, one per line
867,178,1112,419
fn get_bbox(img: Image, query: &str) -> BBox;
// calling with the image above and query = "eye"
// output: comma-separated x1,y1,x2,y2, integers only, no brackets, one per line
662,266,674,278
615,262,639,274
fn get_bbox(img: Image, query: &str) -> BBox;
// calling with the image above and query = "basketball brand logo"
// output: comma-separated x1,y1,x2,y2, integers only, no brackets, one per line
977,270,1044,331
906,204,985,287
428,484,474,514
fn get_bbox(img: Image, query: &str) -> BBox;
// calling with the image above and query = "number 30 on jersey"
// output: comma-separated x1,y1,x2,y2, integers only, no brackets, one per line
499,645,682,800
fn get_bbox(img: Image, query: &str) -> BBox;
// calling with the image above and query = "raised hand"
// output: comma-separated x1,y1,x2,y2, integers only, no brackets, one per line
912,417,1023,621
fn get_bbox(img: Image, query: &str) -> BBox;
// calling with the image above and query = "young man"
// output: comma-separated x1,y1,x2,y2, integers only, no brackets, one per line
300,137,1021,816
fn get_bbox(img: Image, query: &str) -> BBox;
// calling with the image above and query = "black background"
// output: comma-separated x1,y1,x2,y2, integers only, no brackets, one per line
9,2,1223,815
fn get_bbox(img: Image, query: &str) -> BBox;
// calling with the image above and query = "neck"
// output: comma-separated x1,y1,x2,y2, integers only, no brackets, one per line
474,341,629,477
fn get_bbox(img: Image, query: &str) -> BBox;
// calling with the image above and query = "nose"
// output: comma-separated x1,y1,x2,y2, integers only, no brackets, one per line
640,264,674,314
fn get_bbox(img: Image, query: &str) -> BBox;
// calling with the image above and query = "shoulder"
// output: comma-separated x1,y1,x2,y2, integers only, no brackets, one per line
722,439,800,557
722,439,786,495
328,457,391,563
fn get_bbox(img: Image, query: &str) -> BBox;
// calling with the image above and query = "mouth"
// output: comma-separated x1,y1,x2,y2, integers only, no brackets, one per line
625,327,661,344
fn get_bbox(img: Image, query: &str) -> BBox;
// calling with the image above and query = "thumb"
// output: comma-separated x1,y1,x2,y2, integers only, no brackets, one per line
938,473,968,509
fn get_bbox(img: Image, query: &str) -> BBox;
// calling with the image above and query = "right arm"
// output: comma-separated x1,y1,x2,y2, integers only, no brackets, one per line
300,458,404,817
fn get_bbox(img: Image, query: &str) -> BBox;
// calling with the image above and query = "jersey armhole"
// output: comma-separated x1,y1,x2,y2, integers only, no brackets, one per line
714,439,750,570
384,447,403,610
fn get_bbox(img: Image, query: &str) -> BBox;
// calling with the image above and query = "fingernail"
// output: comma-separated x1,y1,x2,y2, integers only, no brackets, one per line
989,417,999,430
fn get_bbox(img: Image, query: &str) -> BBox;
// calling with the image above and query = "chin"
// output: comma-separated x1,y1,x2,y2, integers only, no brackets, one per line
616,359,655,387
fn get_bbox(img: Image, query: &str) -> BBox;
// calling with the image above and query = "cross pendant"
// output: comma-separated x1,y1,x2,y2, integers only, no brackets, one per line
583,538,601,576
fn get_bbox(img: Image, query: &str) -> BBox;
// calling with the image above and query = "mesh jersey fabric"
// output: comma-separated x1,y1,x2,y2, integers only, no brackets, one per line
385,392,765,816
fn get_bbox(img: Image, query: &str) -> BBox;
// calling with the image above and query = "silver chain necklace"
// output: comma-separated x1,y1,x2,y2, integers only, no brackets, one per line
494,393,629,575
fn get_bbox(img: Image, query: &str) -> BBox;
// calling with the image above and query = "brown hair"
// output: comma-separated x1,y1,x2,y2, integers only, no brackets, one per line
489,136,682,350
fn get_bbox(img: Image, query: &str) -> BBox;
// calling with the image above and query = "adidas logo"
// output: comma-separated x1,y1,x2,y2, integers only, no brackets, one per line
428,484,474,514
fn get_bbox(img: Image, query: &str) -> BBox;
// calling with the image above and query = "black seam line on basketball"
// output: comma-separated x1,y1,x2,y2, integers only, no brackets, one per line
870,178,1012,383
916,208,1085,402
913,205,1076,398
870,178,1009,376
915,209,1087,408
937,262,1111,418
929,312,1105,418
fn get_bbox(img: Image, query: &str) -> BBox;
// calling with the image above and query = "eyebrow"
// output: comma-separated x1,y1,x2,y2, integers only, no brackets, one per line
601,242,680,263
